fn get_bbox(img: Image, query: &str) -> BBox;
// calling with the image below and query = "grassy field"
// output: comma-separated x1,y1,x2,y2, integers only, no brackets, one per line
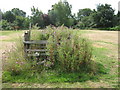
1,29,118,88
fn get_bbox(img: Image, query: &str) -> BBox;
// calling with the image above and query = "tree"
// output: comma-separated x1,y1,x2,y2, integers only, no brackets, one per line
42,14,50,26
76,8,95,29
14,16,25,29
77,8,92,20
30,6,44,28
3,11,16,23
2,8,29,30
11,8,26,17
48,0,74,27
92,4,115,28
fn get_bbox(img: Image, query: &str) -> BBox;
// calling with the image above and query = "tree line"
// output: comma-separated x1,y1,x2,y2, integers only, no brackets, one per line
0,0,120,30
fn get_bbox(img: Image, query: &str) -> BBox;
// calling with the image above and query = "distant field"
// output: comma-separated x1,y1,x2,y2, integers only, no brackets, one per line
1,30,118,88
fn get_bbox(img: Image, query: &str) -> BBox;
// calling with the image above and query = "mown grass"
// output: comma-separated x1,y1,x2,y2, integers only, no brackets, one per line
1,29,118,88
0,30,23,36
1,30,24,42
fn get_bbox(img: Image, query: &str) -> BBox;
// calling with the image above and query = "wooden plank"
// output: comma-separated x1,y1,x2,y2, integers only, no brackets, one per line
37,60,46,65
23,40,48,44
26,49,48,52
27,53,49,56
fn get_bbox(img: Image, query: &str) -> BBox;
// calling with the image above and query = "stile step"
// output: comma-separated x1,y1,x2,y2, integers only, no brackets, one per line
26,49,48,52
27,53,49,56
23,40,48,44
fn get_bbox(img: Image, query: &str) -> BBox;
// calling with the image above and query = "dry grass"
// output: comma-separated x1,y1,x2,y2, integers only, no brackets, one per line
83,30,118,44
82,30,118,60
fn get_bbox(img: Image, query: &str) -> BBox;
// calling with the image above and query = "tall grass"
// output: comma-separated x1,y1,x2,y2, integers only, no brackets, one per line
2,38,31,75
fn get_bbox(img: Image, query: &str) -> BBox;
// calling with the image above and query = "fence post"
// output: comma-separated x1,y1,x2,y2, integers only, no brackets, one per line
24,31,30,41
24,31,30,56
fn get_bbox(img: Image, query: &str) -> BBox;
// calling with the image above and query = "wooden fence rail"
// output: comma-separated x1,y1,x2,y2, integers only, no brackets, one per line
23,30,49,63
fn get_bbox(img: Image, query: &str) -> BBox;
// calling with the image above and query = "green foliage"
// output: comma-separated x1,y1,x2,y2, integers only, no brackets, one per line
0,20,14,30
77,8,93,20
3,11,16,23
46,27,93,72
1,2,119,30
48,1,74,27
31,23,40,30
30,6,45,28
11,8,26,17
14,16,25,29
76,8,95,29
92,4,115,28
109,25,120,31
2,8,30,30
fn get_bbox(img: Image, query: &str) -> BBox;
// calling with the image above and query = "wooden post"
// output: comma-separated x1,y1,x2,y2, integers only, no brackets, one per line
29,23,31,40
24,31,30,41
24,31,30,57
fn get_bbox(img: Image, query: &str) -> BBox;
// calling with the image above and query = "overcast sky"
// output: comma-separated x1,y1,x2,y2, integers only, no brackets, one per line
0,0,119,16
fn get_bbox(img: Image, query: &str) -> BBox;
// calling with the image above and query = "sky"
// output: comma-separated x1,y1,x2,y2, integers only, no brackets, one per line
0,0,120,16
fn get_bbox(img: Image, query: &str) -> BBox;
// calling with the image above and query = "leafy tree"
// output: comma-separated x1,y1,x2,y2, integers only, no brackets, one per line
48,0,74,27
77,8,92,20
23,17,30,29
76,8,95,29
14,16,25,29
3,11,16,23
92,4,115,28
30,6,44,28
48,9,58,26
11,8,26,17
0,20,14,30
42,14,50,26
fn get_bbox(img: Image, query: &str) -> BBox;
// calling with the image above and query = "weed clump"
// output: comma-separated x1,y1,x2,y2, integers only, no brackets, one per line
46,26,93,72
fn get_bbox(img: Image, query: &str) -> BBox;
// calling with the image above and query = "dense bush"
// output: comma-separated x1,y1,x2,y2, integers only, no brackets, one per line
109,25,120,31
0,20,14,30
46,26,93,72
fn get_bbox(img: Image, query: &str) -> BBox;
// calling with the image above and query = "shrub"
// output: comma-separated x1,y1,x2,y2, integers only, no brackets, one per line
46,26,93,72
110,25,120,31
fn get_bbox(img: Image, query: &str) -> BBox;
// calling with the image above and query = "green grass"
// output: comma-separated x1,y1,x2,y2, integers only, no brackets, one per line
95,40,117,46
1,30,24,42
0,30,23,36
